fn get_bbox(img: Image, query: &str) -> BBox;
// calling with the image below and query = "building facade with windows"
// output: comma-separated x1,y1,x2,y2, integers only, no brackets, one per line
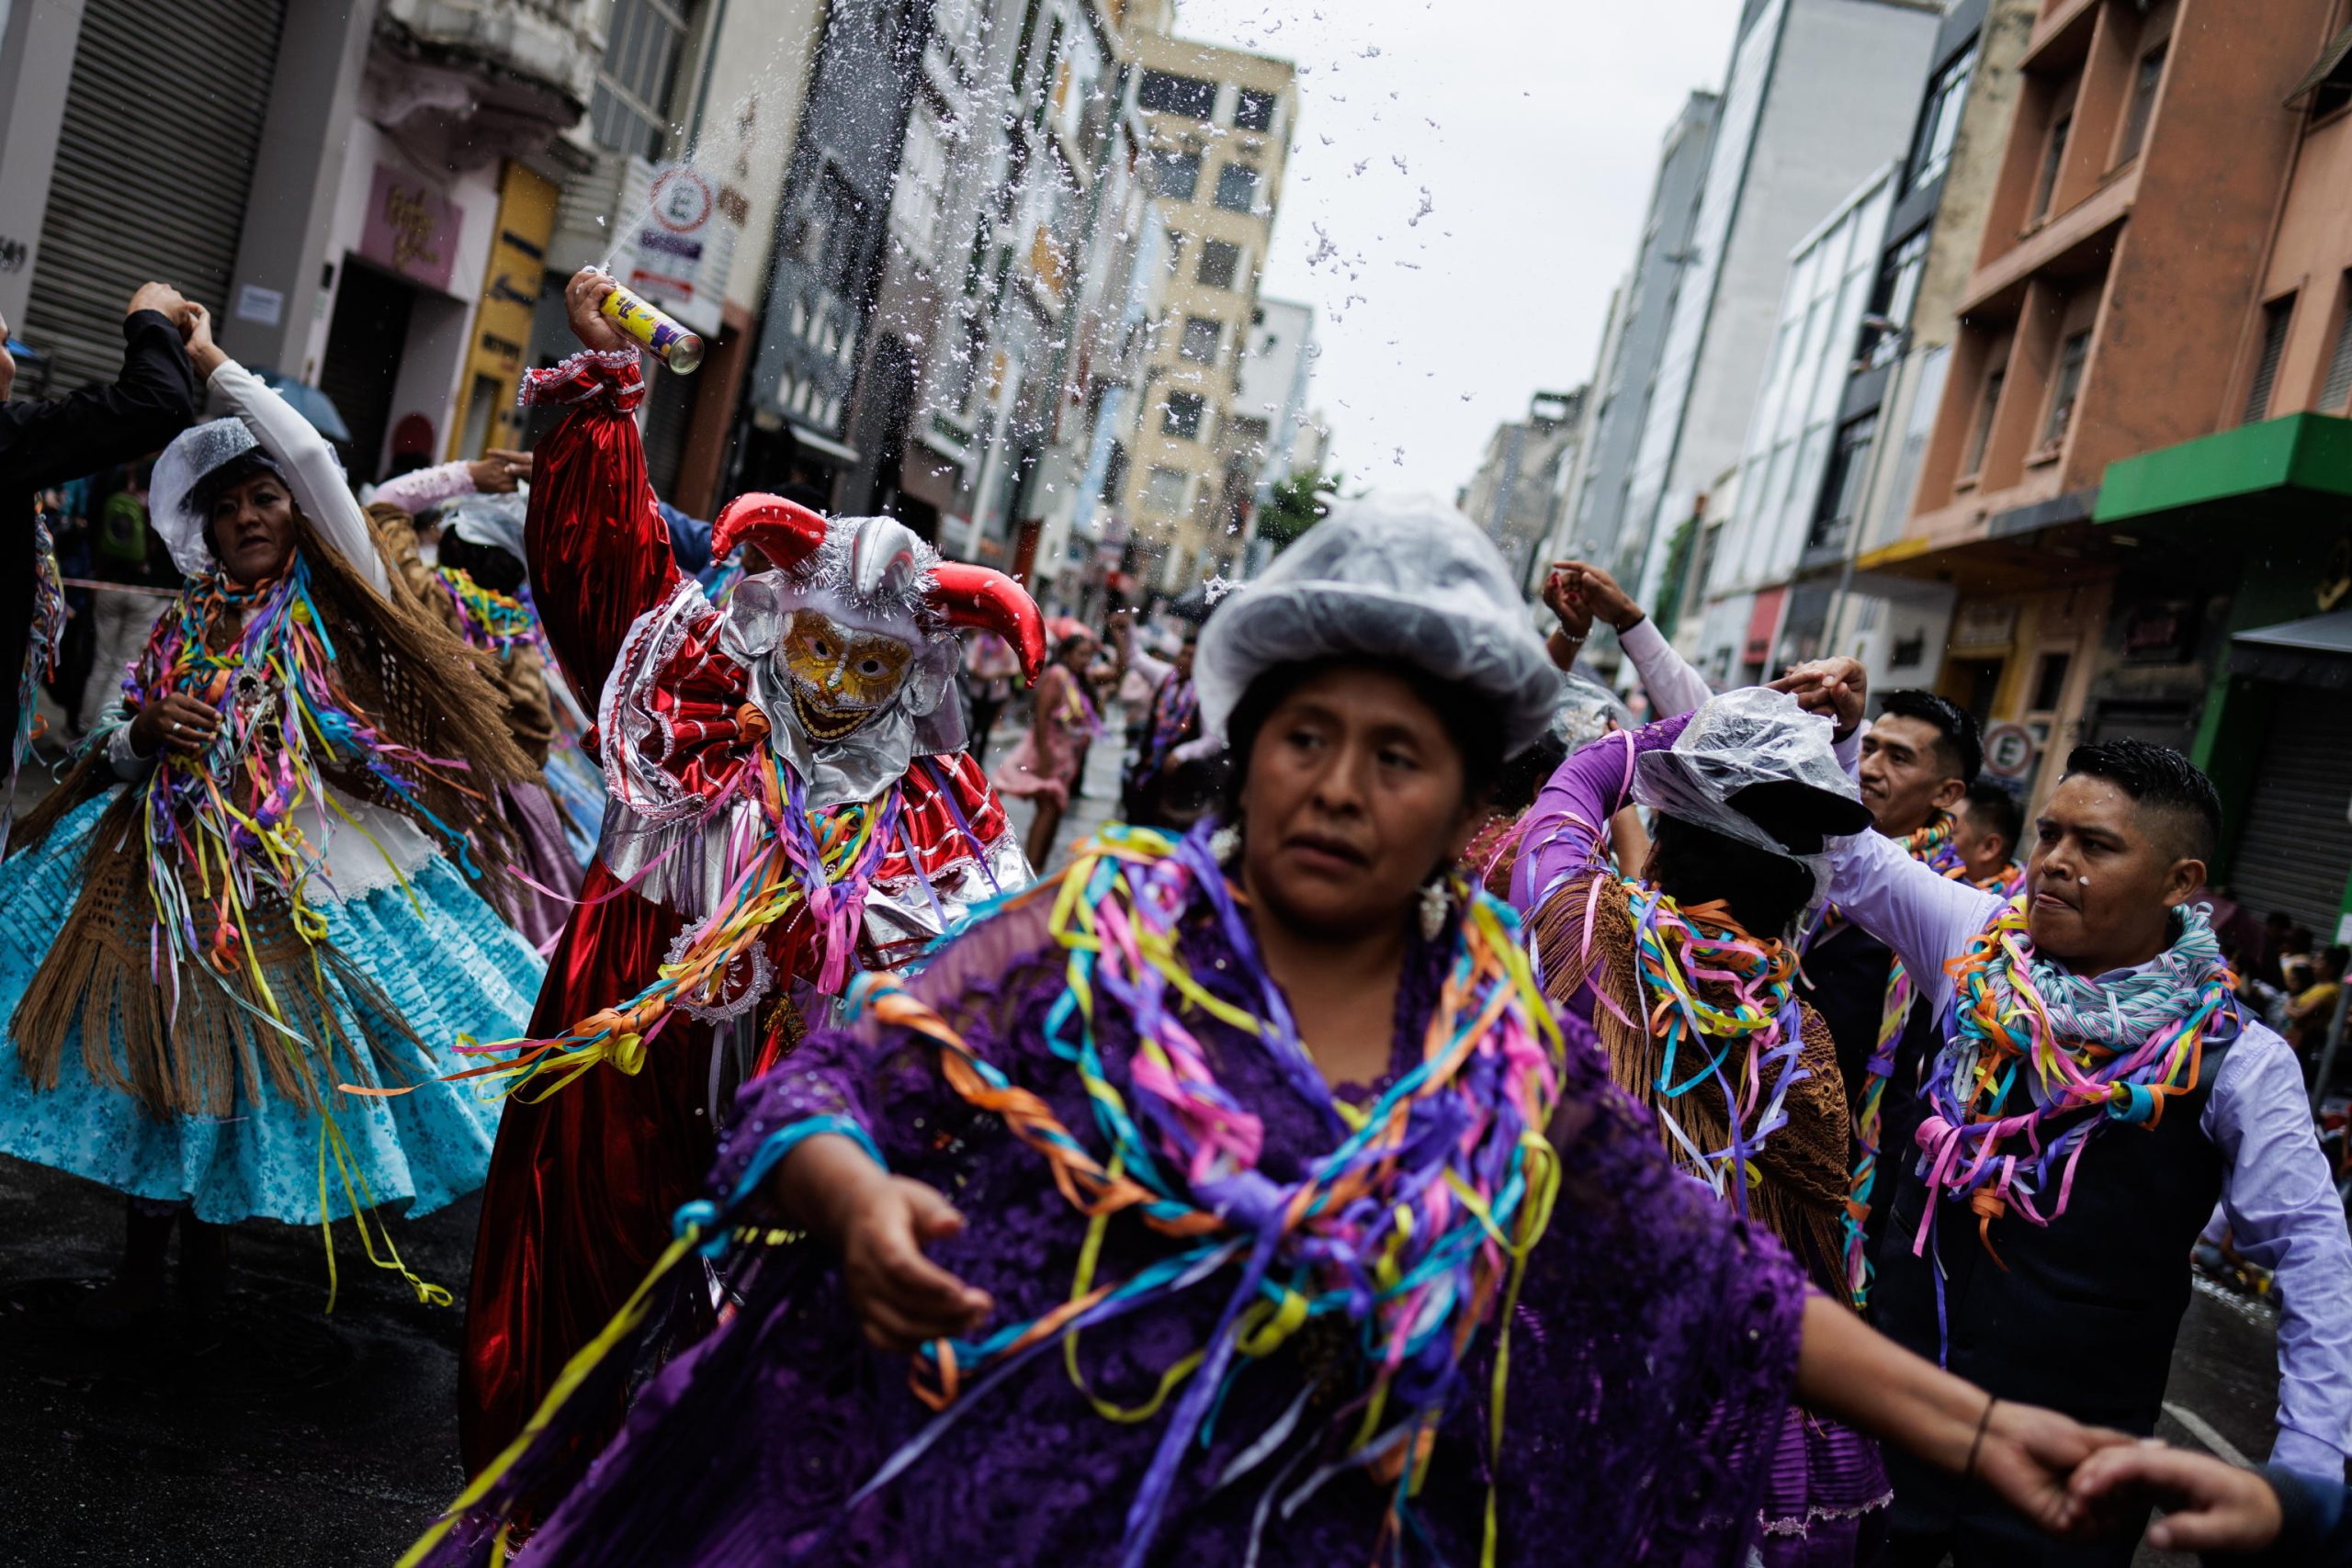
1682,166,1900,684
1544,90,1721,602
1844,0,2352,854
1116,29,1295,592
1800,0,2041,699
1461,389,1588,593
0,0,603,480
1615,0,1943,616
1235,297,1317,497
2073,0,2352,937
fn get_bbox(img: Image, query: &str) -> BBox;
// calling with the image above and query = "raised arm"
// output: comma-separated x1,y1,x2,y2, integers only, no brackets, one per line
1511,711,1692,916
202,348,389,597
1618,617,1713,720
0,291,197,494
522,270,683,711
2206,1027,2352,1479
1821,823,2003,997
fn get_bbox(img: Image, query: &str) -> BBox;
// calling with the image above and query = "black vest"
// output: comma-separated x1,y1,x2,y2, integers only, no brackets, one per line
1870,1026,2233,1433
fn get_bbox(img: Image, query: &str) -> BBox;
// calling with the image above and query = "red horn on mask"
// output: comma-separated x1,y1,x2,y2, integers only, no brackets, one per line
931,563,1046,682
710,492,829,571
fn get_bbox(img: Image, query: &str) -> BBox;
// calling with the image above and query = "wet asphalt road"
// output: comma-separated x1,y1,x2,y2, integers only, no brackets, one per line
0,720,2309,1567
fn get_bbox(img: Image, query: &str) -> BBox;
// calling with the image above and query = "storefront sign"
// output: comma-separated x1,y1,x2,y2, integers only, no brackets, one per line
2121,600,2198,663
233,284,284,326
1951,600,2018,649
616,162,737,337
1982,721,2038,781
359,164,460,292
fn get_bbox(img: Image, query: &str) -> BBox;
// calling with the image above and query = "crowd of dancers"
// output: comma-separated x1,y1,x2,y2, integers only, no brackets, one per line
0,271,2346,1566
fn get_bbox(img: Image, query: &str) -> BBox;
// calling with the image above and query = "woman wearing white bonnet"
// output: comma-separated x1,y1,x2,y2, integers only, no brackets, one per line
0,301,544,1316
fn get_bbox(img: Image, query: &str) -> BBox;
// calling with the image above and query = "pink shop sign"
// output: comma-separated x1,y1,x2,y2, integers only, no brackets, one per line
359,165,460,292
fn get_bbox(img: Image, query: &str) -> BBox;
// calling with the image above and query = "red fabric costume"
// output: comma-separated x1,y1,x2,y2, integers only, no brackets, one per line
459,348,1039,1474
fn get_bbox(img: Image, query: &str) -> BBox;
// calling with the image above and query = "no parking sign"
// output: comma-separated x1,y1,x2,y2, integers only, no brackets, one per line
1982,722,2037,781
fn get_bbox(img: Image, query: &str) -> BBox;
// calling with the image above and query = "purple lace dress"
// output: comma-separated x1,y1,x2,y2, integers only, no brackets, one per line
497,889,1811,1567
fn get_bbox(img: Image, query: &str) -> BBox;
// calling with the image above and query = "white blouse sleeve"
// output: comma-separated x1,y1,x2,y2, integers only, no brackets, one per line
207,358,390,597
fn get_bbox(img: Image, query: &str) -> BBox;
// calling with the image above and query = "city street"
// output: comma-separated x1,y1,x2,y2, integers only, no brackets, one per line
0,1138,2293,1567
4,0,2351,1560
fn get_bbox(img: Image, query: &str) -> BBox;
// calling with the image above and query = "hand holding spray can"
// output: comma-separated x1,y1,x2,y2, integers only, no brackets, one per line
598,279,705,374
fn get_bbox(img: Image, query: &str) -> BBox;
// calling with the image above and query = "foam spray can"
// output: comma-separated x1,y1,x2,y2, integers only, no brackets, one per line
599,281,705,374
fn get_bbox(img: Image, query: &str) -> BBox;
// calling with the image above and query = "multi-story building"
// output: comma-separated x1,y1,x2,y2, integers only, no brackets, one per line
741,1,933,509
980,0,1163,599
1615,0,1943,614
1235,297,1317,495
1461,389,1588,592
0,0,603,479
1798,0,2039,695
1684,166,1901,684
1117,30,1296,592
1544,91,1720,592
1860,0,2352,934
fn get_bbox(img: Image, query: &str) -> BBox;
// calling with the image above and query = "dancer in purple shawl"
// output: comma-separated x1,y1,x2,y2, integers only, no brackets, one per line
414,499,2130,1568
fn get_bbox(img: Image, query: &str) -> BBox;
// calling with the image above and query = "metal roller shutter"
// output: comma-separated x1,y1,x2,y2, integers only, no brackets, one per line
20,0,288,389
2222,687,2352,934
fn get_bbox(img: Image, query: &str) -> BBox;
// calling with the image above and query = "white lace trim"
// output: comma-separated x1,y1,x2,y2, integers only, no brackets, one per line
1755,1488,1895,1539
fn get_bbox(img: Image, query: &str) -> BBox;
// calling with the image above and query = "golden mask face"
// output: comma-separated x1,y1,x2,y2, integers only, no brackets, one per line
778,610,915,742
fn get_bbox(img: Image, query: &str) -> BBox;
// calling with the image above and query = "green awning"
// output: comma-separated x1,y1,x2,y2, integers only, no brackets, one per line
2095,412,2352,525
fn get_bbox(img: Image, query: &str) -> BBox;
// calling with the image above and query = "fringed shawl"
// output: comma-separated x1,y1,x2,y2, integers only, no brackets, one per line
11,513,536,1118
1532,871,1854,1298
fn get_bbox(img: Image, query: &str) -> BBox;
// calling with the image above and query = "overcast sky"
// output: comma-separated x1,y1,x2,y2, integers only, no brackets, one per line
1170,0,1746,502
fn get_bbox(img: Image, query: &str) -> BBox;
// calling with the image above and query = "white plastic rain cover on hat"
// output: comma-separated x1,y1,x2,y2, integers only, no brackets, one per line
1193,493,1559,756
1634,685,1862,905
148,417,269,576
1553,671,1635,755
447,491,530,566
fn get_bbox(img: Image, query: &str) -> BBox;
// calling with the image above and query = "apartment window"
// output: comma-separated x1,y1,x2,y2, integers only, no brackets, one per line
2321,285,2352,409
2116,47,2166,165
1810,413,1879,548
2031,114,2072,223
1229,414,1272,449
798,165,865,297
1138,69,1217,119
2031,652,2073,712
1891,632,1928,670
1198,240,1242,289
590,0,695,161
2043,331,2090,446
961,218,992,297
2244,296,2295,424
1963,367,2006,477
1099,440,1130,504
1868,227,1930,368
1162,391,1205,440
1031,17,1063,130
1151,149,1202,202
890,106,949,262
1143,465,1190,513
1178,316,1221,363
1909,46,1978,192
1214,163,1261,215
1234,88,1277,132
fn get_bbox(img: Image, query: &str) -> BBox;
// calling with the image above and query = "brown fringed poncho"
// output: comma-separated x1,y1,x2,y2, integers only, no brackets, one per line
9,513,535,1120
1531,873,1854,1296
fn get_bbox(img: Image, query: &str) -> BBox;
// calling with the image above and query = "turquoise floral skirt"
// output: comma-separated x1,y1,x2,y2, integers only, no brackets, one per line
0,791,544,1225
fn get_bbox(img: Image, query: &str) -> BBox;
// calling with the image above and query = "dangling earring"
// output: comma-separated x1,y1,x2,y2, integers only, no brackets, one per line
1209,822,1242,866
1419,876,1453,942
